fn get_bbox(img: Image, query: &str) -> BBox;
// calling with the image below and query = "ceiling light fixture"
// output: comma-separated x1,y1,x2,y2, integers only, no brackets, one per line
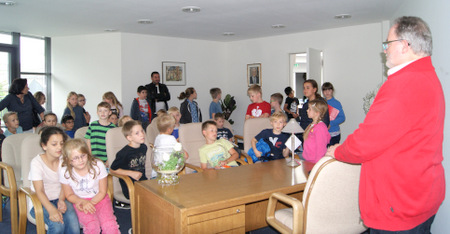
271,24,286,29
104,29,118,32
182,6,201,13
0,1,16,6
222,32,235,36
334,14,351,20
137,19,153,24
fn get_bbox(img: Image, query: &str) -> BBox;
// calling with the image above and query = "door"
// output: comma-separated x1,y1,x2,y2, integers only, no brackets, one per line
307,48,323,86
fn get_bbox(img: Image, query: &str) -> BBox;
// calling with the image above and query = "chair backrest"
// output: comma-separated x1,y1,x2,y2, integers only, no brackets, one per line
74,126,88,139
178,123,205,172
105,127,153,202
302,156,366,233
146,117,159,145
223,119,235,135
242,118,272,152
21,134,44,188
35,124,64,134
2,133,36,187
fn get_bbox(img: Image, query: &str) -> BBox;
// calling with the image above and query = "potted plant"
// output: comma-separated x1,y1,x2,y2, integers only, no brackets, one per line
221,94,237,124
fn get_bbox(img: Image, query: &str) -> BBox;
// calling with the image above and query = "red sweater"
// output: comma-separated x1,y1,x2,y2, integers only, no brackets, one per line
335,57,445,231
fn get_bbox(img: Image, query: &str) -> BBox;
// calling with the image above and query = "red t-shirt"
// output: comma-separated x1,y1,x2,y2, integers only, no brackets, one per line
246,101,271,117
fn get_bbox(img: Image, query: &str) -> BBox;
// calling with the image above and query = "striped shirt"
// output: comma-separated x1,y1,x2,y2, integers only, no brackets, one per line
84,120,116,162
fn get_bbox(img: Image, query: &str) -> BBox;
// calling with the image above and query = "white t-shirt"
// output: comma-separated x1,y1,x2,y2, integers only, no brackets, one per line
29,154,62,211
154,134,178,149
59,160,107,199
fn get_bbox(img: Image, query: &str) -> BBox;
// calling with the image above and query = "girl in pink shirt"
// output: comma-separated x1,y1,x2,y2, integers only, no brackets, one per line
302,99,331,163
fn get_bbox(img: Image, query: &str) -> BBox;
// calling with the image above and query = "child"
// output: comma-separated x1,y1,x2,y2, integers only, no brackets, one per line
109,113,119,127
29,127,80,234
62,115,76,138
63,92,86,132
34,91,46,106
60,139,120,234
42,112,58,127
270,93,286,117
0,118,6,160
154,114,179,149
322,82,346,146
118,115,132,127
130,86,152,130
209,88,222,119
178,87,202,124
167,107,181,140
77,93,90,126
214,113,233,142
245,85,271,120
302,99,331,163
84,102,116,163
3,111,23,137
284,87,300,120
156,109,167,117
199,121,239,170
110,120,148,201
251,112,290,161
103,91,124,118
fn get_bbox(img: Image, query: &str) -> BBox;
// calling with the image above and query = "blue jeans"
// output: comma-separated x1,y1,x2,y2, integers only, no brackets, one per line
370,215,435,234
30,199,80,234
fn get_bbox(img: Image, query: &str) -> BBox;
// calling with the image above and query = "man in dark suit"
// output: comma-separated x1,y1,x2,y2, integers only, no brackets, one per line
249,67,259,85
145,71,171,119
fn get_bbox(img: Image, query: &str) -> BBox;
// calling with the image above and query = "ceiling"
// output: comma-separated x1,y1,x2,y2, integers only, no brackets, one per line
0,0,406,42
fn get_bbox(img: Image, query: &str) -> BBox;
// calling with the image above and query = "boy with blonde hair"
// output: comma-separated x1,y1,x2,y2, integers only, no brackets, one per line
209,88,223,119
251,112,290,161
3,112,23,137
42,113,58,127
84,101,116,162
110,120,147,205
245,85,271,120
199,121,239,170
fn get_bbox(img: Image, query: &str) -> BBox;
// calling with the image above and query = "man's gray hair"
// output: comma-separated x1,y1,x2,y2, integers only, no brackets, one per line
394,16,432,57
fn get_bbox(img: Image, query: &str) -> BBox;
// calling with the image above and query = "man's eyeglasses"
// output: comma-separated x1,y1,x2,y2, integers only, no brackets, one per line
382,39,410,50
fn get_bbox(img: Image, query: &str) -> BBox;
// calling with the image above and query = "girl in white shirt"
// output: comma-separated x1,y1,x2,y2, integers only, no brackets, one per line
29,127,80,234
60,139,119,234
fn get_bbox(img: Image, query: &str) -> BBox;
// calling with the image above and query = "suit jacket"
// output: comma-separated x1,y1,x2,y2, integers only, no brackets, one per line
145,82,170,118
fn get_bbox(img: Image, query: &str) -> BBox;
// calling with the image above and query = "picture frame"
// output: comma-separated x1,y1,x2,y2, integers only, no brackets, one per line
162,61,186,86
247,63,261,86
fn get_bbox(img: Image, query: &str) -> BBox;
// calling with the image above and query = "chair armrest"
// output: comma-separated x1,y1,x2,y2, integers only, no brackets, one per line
184,163,204,173
266,192,304,234
235,158,248,165
240,152,253,164
108,172,137,232
233,135,243,145
19,187,46,234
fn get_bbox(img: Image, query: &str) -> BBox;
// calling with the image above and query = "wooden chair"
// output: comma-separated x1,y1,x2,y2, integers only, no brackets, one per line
74,126,88,140
17,134,46,234
105,127,152,233
240,118,272,163
266,156,367,234
0,162,18,234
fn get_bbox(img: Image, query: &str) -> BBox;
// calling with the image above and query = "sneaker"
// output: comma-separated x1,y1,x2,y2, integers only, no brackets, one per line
114,200,130,209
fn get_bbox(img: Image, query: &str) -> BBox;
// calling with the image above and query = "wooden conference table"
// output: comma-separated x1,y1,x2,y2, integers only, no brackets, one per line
134,159,312,233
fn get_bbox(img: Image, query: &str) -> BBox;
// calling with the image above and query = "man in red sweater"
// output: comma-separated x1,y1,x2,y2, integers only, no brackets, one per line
327,16,445,233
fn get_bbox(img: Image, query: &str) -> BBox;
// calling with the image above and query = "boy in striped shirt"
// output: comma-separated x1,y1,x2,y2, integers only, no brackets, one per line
85,101,116,163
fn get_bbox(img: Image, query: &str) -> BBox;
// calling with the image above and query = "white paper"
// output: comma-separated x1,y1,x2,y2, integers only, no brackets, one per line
285,135,301,152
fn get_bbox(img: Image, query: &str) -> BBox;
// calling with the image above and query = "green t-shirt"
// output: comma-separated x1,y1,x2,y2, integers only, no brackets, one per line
199,139,238,168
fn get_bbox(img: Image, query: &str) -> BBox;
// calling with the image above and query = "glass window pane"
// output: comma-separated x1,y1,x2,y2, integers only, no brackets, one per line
0,33,12,44
20,36,45,73
23,74,46,95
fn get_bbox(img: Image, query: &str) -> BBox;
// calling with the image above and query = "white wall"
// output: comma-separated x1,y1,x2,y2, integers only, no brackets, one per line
52,33,122,119
390,0,450,232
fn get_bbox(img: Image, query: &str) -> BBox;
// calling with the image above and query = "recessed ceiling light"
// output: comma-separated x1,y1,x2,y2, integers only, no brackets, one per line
222,32,235,36
104,29,118,32
0,1,16,6
334,14,351,20
182,6,201,13
271,24,286,29
137,19,153,24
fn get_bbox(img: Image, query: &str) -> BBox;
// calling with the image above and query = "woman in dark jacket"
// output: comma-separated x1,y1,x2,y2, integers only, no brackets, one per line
178,87,202,124
0,78,45,132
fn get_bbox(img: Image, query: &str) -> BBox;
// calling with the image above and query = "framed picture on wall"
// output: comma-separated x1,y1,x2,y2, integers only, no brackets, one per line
162,61,186,86
247,63,261,87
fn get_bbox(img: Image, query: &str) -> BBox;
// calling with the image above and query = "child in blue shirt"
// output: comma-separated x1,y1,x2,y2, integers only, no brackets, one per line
209,88,223,119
